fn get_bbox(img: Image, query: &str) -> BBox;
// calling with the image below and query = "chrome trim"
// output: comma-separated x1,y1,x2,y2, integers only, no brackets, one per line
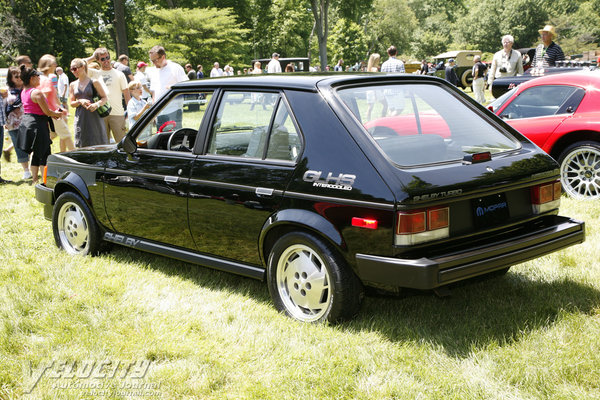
188,178,284,195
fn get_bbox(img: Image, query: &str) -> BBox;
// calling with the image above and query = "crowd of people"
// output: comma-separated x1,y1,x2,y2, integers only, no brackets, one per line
0,24,568,184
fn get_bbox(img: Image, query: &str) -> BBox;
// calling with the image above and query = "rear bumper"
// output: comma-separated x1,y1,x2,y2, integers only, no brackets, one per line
356,216,585,290
35,183,54,220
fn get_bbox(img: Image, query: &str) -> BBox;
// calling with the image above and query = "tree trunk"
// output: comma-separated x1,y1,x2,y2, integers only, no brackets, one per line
113,0,128,56
310,0,329,71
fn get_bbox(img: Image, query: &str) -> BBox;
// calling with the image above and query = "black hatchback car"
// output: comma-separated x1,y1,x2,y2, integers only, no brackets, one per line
36,74,584,323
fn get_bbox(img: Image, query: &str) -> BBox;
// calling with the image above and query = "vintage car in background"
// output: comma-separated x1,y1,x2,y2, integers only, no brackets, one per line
35,74,584,323
432,50,482,88
489,70,600,199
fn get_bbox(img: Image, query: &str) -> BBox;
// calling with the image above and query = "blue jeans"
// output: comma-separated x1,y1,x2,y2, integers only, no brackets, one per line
9,129,30,163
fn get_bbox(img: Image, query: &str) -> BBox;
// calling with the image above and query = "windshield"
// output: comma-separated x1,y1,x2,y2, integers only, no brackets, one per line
336,83,520,166
488,87,517,113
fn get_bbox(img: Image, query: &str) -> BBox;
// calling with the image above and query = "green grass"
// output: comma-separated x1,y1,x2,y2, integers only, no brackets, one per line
1,140,600,399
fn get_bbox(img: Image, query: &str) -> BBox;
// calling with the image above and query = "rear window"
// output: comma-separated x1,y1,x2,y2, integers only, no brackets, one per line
336,83,520,166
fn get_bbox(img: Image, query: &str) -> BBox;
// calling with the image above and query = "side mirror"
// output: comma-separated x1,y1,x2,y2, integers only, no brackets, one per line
120,135,137,154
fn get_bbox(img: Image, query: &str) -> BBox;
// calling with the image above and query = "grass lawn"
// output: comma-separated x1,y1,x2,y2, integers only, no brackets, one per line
1,117,600,399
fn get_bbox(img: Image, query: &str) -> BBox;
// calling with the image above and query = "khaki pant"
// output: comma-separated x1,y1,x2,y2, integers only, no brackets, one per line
104,115,127,143
472,77,486,105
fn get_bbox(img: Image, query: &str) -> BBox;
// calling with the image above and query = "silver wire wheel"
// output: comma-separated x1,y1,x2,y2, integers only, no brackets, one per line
275,244,333,322
56,201,91,255
559,142,600,199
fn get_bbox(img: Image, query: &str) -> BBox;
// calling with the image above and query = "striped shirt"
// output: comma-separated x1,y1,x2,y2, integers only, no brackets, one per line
381,57,405,73
533,42,565,68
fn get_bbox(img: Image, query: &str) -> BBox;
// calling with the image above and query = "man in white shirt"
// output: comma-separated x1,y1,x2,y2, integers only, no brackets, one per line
267,53,282,73
210,62,223,78
148,45,188,129
56,67,69,109
87,48,131,143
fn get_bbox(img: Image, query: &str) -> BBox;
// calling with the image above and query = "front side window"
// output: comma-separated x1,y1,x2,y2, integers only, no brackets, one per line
499,85,583,119
207,91,301,162
337,83,520,166
135,91,214,152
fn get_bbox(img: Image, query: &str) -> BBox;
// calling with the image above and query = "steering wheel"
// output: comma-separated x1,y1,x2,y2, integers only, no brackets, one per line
167,128,197,151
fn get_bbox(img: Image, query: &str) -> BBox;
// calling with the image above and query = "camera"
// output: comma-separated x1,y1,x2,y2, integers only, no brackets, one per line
499,67,507,73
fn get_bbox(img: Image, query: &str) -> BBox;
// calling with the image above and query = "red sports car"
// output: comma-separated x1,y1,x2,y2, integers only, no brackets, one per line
489,71,600,199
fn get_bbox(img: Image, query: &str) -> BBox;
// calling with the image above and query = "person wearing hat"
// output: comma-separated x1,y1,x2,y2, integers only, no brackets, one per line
533,25,565,68
135,61,152,101
445,58,459,86
267,53,282,73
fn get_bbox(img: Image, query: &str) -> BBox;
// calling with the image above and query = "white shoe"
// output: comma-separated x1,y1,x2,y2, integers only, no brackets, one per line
23,170,32,179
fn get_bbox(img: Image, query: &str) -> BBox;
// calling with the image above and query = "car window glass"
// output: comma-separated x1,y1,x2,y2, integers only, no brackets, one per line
208,91,279,158
500,85,579,119
337,83,520,166
266,101,301,162
135,91,213,151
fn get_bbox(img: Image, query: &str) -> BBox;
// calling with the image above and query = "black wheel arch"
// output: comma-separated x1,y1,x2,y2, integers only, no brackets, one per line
548,130,600,161
260,208,348,268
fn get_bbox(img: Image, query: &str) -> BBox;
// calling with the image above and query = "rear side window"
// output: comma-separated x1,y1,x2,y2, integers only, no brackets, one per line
337,84,520,166
208,91,301,162
500,85,583,119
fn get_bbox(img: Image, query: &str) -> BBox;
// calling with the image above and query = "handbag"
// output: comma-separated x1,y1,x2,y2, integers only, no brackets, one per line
90,80,112,118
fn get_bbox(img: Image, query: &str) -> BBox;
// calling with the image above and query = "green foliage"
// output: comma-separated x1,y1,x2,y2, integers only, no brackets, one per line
367,0,418,56
134,7,250,69
328,18,368,64
267,0,314,58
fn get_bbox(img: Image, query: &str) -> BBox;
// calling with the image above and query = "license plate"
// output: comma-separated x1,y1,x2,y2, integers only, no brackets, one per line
472,193,509,229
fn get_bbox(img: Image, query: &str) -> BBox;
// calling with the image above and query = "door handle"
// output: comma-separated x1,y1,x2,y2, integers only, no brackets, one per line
164,176,179,184
255,187,273,197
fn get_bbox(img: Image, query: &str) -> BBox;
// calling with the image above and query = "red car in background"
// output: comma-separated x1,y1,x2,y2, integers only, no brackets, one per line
489,71,600,199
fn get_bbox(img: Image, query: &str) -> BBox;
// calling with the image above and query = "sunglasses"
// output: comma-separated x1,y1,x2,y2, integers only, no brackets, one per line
100,56,110,61
70,66,81,72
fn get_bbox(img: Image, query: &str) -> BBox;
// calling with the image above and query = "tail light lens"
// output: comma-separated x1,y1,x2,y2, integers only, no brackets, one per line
42,166,48,185
531,181,561,213
396,206,449,245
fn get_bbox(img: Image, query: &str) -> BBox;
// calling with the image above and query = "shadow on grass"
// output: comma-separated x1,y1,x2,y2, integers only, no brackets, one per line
107,247,599,357
110,246,271,302
348,271,600,357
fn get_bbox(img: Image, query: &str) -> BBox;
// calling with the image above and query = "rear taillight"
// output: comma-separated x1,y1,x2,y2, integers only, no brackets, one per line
396,206,449,245
531,181,561,213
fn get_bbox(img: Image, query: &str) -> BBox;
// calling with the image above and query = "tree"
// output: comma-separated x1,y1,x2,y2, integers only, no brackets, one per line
310,0,330,70
134,7,250,69
367,0,417,56
113,0,129,56
328,18,368,65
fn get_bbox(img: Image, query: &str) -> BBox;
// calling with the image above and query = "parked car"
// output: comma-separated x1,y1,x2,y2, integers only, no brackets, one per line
489,70,600,199
490,66,588,98
35,74,584,323
432,50,482,88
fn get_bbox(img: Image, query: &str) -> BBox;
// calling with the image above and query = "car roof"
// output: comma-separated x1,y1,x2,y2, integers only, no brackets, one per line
517,70,600,90
171,73,446,91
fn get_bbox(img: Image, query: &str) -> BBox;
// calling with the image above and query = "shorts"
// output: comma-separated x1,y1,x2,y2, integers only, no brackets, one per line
104,115,127,142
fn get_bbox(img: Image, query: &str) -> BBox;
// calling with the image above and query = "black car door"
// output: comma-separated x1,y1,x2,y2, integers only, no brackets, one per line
188,90,302,265
103,91,214,249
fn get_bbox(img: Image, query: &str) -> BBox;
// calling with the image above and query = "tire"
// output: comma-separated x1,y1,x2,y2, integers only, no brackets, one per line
460,69,473,89
267,231,362,323
52,191,103,256
558,141,600,199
